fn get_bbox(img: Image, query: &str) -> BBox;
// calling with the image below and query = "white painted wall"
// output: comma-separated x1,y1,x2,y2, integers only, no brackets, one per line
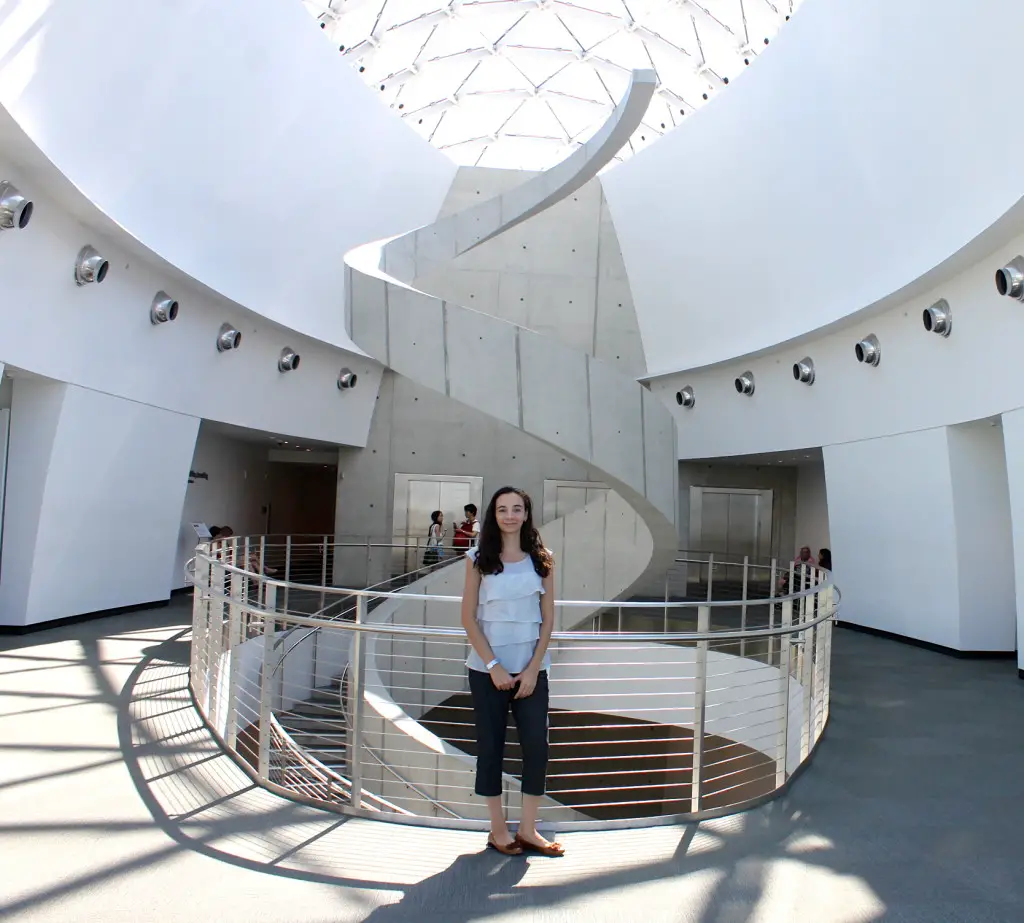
1000,408,1024,671
0,0,456,348
946,421,1016,652
0,152,382,447
602,0,1024,373
823,430,961,649
0,378,198,627
796,463,830,563
651,228,1024,460
173,426,273,590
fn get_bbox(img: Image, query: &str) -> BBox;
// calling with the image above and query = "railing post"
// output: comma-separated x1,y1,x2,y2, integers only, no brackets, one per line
366,537,372,587
690,604,710,815
706,553,714,603
320,534,329,610
617,605,623,633
740,555,749,658
258,536,266,606
257,609,277,781
663,573,669,632
225,564,245,748
283,536,292,611
349,595,367,809
774,598,794,788
768,556,778,665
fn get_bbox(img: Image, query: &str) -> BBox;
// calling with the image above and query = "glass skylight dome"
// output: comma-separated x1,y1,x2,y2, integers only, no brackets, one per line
304,0,801,171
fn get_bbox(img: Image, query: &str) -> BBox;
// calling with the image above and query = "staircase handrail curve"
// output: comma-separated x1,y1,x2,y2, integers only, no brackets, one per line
195,551,837,614
343,67,680,620
267,713,413,816
192,566,840,640
268,550,465,677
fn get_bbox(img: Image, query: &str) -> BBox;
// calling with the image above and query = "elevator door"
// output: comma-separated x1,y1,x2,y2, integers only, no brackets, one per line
393,474,483,571
688,487,773,580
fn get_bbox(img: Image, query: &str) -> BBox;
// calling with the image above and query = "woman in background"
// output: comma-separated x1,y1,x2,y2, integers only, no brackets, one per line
423,510,445,566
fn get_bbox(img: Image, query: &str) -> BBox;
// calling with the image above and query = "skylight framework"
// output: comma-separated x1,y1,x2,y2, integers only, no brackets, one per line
303,0,801,170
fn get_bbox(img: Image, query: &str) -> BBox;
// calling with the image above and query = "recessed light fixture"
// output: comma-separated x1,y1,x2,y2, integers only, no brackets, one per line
734,371,755,395
676,386,695,408
216,323,242,352
792,358,815,385
922,299,952,337
150,291,179,324
0,181,33,231
74,245,109,285
337,367,358,390
278,347,301,372
854,334,881,366
995,256,1024,301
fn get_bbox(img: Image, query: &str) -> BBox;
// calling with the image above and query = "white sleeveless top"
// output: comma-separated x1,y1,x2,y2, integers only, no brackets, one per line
466,547,551,674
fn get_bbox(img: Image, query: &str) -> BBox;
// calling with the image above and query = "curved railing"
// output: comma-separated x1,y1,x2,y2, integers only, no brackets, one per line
189,538,839,831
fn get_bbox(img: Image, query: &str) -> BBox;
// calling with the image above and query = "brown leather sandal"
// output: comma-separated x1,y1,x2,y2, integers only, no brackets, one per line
514,833,565,857
487,835,524,856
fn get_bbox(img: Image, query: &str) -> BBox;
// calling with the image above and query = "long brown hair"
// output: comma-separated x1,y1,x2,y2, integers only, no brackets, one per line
474,486,552,578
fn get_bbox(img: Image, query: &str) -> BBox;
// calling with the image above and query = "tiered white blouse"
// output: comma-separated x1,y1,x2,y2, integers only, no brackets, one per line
465,548,550,674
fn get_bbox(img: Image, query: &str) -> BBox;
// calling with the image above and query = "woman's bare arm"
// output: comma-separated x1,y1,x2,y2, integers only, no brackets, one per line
515,560,556,698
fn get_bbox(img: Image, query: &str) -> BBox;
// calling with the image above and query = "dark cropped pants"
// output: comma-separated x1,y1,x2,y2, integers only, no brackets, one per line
468,668,549,797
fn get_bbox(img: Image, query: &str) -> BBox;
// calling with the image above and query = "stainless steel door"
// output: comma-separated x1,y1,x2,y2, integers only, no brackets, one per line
688,487,774,583
393,474,483,571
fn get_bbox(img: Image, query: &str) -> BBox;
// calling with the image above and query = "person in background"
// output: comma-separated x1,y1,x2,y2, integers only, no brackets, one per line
453,503,481,553
818,548,832,571
423,510,445,566
208,526,276,574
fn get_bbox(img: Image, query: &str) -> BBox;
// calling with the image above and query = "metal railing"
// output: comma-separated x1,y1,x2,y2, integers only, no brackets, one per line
188,538,838,831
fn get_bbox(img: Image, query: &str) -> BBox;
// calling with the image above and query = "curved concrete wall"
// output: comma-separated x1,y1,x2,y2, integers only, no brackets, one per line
0,0,456,348
652,229,1024,458
602,0,1024,374
0,151,381,445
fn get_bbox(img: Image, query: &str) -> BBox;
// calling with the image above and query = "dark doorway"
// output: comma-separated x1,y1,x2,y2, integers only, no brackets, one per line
267,462,337,536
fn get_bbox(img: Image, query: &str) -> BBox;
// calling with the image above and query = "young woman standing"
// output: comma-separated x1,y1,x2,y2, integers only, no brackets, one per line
461,486,564,857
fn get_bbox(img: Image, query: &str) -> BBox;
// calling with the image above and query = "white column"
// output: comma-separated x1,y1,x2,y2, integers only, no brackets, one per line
823,429,961,648
0,377,199,628
1000,408,1024,674
825,424,1016,654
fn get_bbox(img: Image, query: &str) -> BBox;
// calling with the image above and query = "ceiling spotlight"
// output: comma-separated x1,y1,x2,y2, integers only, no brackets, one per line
675,386,695,408
216,323,242,352
793,358,815,384
995,256,1024,301
337,367,358,390
74,245,109,285
734,371,755,395
0,181,33,231
150,291,179,324
278,347,301,372
854,334,881,366
922,298,952,337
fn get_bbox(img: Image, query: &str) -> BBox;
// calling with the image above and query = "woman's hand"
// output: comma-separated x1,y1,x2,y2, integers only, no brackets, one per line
513,664,540,698
490,665,515,690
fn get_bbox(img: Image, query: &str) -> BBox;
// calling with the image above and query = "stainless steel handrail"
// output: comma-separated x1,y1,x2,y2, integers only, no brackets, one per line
189,539,838,831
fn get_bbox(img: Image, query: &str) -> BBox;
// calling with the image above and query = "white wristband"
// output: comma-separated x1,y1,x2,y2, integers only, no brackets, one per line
485,657,500,671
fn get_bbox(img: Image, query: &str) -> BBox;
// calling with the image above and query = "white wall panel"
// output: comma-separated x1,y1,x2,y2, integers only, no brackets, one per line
602,0,1024,373
795,464,830,563
0,0,455,348
653,230,1024,461
0,379,198,627
1001,408,1024,671
823,430,961,649
947,421,1016,651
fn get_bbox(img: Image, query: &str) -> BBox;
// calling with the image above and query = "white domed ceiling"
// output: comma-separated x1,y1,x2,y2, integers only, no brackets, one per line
303,0,801,170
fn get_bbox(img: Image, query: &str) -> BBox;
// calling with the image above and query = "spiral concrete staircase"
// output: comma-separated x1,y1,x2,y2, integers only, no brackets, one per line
344,69,679,620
